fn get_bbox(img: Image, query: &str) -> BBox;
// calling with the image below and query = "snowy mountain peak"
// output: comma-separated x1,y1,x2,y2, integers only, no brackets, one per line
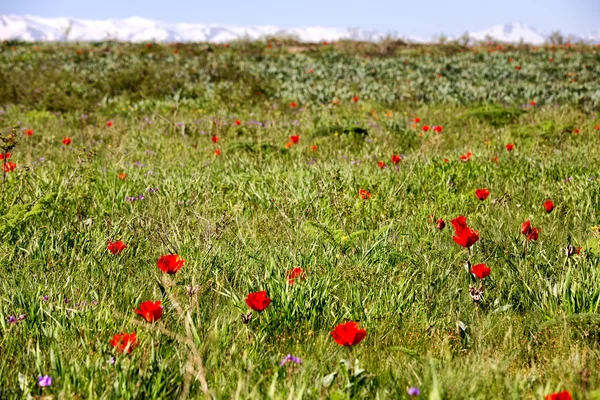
0,15,597,44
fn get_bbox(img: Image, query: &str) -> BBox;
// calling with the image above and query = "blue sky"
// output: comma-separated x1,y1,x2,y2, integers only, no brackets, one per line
3,0,599,36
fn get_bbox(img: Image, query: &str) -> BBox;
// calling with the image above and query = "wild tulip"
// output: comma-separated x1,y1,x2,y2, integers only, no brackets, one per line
285,141,294,149
3,162,16,173
157,254,185,274
413,117,420,123
475,188,490,201
545,391,572,400
25,129,34,136
62,138,72,145
290,101,297,108
391,154,402,164
529,100,536,106
235,120,241,126
422,125,430,132
544,200,555,213
352,96,359,103
118,173,127,180
436,218,445,230
460,152,472,162
107,121,113,127
245,290,271,312
470,263,491,279
290,135,300,144
433,125,443,133
0,152,10,160
286,267,305,285
214,149,221,156
110,332,138,354
310,145,318,152
211,136,219,143
359,189,371,200
134,301,163,323
521,220,532,235
377,161,386,169
107,240,126,255
505,143,514,151
527,227,540,241
330,321,366,347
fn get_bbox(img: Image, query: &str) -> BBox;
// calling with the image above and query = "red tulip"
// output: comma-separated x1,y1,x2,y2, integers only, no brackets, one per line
310,145,318,152
330,321,366,347
3,162,16,173
286,267,305,285
107,240,126,255
62,138,72,145
245,290,271,312
157,254,185,274
0,152,10,160
290,135,300,144
436,218,445,230
107,121,113,127
391,154,402,164
451,216,479,248
521,220,532,235
470,263,491,279
527,227,540,241
290,101,297,108
573,128,580,135
505,143,514,151
516,65,521,71
214,149,221,156
545,391,572,400
134,301,163,322
25,129,34,136
544,200,554,213
110,332,138,353
359,189,371,200
460,152,472,162
413,117,421,123
211,136,219,143
475,188,490,201
235,120,241,126
377,161,386,169
421,125,430,132
352,96,359,103
529,100,536,106
433,125,443,133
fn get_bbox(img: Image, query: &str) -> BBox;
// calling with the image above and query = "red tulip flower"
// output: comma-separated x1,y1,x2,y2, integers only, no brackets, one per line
544,200,554,213
421,125,430,132
25,129,34,136
290,101,297,108
0,152,10,160
330,321,366,347
433,125,443,133
352,96,359,103
214,149,221,156
391,154,402,164
377,161,386,169
107,121,113,128
310,145,318,152
245,290,271,312
3,162,16,173
134,301,163,323
413,117,421,124
521,220,532,235
62,138,72,145
110,332,138,354
107,240,126,255
529,101,536,106
505,143,514,151
359,189,371,200
235,120,241,126
157,254,185,274
211,136,219,143
290,135,300,144
475,188,490,201
286,267,305,285
527,227,540,241
545,391,572,400
516,65,521,70
436,218,445,230
470,263,491,279
460,152,472,162
451,216,479,249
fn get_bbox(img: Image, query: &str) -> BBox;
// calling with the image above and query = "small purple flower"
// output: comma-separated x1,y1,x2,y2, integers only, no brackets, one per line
137,195,145,200
408,387,420,396
17,314,26,321
293,120,300,126
64,298,70,304
38,375,52,387
43,296,49,302
7,315,17,324
279,354,302,366
107,356,115,365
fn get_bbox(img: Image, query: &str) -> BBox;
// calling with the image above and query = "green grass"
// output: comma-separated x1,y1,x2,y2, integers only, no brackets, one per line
0,41,600,399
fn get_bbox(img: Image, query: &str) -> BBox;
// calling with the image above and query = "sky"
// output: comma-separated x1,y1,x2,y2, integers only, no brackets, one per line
2,0,599,36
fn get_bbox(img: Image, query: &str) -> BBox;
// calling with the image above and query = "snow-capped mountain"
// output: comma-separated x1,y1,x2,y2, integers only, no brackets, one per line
0,15,597,44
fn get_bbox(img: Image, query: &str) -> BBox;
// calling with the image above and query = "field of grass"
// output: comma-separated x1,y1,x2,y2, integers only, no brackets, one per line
1,40,600,399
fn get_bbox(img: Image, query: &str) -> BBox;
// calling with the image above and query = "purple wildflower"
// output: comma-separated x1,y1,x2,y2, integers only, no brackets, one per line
408,387,420,396
279,354,302,366
38,376,52,387
17,314,26,321
7,315,17,324
43,296,49,302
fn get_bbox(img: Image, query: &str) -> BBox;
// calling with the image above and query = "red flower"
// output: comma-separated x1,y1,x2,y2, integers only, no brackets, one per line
352,96,359,103
290,101,297,108
391,154,402,164
211,136,219,143
508,57,513,63
470,263,491,279
310,145,318,152
460,152,472,162
3,162,16,173
421,125,430,132
377,161,386,169
491,157,499,163
286,267,305,284
505,143,514,151
285,141,293,149
545,391,572,400
475,188,490,201
436,218,445,230
134,301,163,323
25,129,34,136
107,121,113,127
330,321,366,347
359,189,371,200
443,158,449,163
413,117,421,123
521,220,532,235
235,120,241,126
0,152,10,160
573,128,580,134
433,125,443,133
527,227,540,241
245,290,271,312
107,240,126,255
594,124,599,130
118,173,127,180
157,254,185,274
290,135,300,144
451,216,479,248
548,58,553,63
110,332,138,354
62,138,72,145
529,100,536,106
214,149,221,156
516,65,521,71
544,200,554,213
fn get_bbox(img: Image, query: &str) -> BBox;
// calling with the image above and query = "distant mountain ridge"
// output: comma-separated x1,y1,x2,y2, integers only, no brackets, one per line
1,15,598,44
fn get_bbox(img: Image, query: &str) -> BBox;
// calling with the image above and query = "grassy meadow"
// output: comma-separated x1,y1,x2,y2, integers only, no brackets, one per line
1,40,600,399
